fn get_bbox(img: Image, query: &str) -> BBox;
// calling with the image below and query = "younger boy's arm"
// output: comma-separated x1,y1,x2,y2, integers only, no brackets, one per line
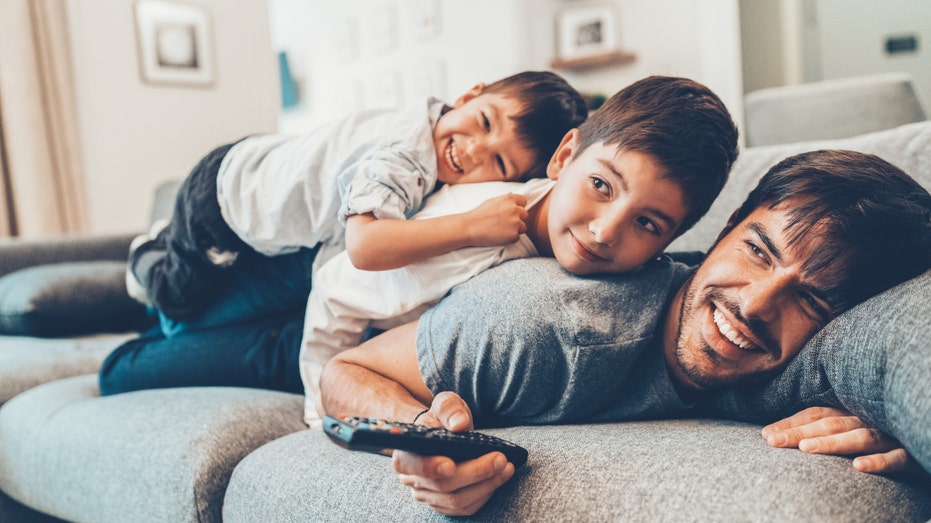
345,193,528,271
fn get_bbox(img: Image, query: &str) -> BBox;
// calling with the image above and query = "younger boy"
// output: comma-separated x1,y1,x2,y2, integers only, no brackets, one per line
129,71,588,330
301,75,740,426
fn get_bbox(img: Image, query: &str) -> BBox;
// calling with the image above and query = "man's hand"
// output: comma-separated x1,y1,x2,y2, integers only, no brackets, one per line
463,194,528,247
761,406,914,474
391,392,516,516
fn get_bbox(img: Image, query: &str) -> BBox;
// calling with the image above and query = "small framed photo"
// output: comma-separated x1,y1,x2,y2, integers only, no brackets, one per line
134,0,214,87
555,5,617,60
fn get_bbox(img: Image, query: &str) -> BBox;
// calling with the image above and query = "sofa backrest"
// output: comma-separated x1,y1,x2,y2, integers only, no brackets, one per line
669,120,931,253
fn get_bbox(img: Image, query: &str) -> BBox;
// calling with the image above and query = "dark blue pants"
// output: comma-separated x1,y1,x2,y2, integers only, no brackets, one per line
99,308,305,395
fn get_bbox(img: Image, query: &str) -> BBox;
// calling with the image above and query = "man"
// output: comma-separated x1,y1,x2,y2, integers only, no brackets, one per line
320,149,931,516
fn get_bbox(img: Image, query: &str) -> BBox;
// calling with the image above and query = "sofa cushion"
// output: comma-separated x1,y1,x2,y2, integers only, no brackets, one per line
0,376,306,523
670,120,931,252
223,420,931,521
0,261,151,337
0,332,134,406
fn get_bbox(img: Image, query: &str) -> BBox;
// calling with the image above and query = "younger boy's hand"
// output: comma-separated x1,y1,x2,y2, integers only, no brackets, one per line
392,392,515,516
762,406,916,474
463,194,528,247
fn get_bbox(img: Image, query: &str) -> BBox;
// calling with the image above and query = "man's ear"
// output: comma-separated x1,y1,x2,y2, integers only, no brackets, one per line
452,83,485,108
546,129,579,180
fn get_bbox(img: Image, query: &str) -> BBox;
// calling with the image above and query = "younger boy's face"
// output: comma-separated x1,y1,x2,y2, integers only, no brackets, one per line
542,130,688,275
433,84,537,184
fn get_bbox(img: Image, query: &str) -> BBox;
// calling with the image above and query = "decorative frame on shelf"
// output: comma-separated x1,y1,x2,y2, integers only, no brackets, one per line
550,4,635,71
134,0,214,87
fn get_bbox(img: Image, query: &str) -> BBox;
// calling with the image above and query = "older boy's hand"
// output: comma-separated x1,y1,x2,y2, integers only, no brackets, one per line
762,406,917,474
463,194,528,247
391,392,516,516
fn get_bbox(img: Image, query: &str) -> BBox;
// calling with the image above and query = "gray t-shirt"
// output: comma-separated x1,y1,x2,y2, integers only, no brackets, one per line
416,257,695,427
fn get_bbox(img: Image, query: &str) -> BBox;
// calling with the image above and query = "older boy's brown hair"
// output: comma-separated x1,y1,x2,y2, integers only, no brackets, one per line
577,76,739,235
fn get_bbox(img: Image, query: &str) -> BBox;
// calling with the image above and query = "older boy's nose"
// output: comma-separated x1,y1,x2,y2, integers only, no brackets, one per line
590,214,624,245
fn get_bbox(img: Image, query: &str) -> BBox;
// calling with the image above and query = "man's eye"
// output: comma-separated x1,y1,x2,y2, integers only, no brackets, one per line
638,217,660,235
746,241,767,261
482,113,491,132
800,293,830,324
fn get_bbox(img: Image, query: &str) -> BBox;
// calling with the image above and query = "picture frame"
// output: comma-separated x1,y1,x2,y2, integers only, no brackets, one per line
134,0,214,87
555,5,618,61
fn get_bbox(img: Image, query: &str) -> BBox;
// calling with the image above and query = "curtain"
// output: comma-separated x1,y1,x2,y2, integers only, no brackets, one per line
0,0,87,238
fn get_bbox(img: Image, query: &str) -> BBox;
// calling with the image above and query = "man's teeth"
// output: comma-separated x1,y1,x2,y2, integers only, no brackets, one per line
446,142,462,172
713,309,757,350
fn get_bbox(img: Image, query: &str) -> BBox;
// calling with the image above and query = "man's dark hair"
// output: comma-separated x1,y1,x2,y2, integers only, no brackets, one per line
484,71,588,180
728,149,931,314
575,76,740,236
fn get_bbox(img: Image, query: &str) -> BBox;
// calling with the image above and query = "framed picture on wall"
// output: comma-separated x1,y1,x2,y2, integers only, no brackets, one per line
555,5,618,61
134,0,214,87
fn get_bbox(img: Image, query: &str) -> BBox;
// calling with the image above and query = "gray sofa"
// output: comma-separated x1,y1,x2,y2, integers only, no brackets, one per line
1,124,930,520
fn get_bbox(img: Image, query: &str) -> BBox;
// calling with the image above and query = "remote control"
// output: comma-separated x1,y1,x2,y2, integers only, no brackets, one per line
322,414,528,467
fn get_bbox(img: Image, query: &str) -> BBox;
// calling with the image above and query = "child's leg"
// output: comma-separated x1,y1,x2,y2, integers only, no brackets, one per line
131,141,249,320
98,308,305,395
158,246,317,337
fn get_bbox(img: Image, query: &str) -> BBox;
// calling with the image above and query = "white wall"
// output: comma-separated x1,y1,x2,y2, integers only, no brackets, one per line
66,0,278,234
270,0,744,133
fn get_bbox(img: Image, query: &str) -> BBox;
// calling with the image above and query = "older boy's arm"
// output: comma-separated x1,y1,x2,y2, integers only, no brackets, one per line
345,193,527,271
761,407,921,475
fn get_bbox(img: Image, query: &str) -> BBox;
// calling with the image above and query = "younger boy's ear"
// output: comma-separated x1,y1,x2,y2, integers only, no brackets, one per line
452,83,486,107
546,129,579,180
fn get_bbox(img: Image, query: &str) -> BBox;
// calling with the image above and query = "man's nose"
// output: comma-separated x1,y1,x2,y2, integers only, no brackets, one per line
739,273,792,321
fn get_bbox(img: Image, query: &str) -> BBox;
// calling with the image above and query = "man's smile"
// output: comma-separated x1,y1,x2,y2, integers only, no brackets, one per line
703,302,771,361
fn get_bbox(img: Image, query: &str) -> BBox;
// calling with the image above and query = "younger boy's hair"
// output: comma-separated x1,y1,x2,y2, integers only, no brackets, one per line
484,71,588,180
728,149,931,314
577,76,739,235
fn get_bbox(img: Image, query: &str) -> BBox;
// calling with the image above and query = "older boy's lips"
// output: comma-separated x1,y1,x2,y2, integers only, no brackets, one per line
570,233,607,262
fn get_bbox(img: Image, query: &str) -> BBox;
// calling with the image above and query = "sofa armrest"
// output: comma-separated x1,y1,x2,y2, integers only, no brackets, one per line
0,233,138,279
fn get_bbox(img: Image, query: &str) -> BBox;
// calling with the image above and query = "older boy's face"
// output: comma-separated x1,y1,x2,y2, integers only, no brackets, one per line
433,85,537,184
543,130,688,274
665,200,836,393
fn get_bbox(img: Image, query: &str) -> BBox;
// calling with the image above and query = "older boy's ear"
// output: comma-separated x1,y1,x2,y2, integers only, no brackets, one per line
546,129,579,180
452,83,486,107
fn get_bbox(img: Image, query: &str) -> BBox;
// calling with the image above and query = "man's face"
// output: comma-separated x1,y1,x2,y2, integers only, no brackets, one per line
665,200,837,392
432,85,537,184
541,130,688,275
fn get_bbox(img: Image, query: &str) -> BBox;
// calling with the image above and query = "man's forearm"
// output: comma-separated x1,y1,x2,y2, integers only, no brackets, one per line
320,359,428,423
318,321,435,424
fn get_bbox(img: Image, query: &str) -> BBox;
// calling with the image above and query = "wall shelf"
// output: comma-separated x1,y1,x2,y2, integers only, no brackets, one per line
549,50,636,72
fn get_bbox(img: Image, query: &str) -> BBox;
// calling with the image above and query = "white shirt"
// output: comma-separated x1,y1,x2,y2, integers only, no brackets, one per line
300,178,554,427
216,99,445,256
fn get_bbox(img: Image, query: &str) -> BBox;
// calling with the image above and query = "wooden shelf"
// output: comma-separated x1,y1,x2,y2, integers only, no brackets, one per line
549,50,636,72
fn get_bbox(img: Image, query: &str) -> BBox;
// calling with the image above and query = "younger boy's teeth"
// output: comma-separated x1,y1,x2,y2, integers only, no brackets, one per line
446,142,462,172
713,308,757,350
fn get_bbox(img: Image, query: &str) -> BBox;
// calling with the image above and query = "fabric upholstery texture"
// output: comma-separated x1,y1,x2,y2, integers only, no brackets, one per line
743,73,926,147
0,261,151,337
0,375,306,523
0,332,133,405
224,421,931,522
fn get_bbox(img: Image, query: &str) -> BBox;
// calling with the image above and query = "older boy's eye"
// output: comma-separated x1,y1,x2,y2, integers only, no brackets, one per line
481,113,491,132
638,217,660,235
590,176,609,193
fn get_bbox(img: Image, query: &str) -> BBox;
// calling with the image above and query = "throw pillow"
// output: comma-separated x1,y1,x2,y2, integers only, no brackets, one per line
0,261,153,337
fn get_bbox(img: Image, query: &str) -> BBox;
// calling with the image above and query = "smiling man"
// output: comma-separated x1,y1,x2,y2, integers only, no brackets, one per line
320,149,931,516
